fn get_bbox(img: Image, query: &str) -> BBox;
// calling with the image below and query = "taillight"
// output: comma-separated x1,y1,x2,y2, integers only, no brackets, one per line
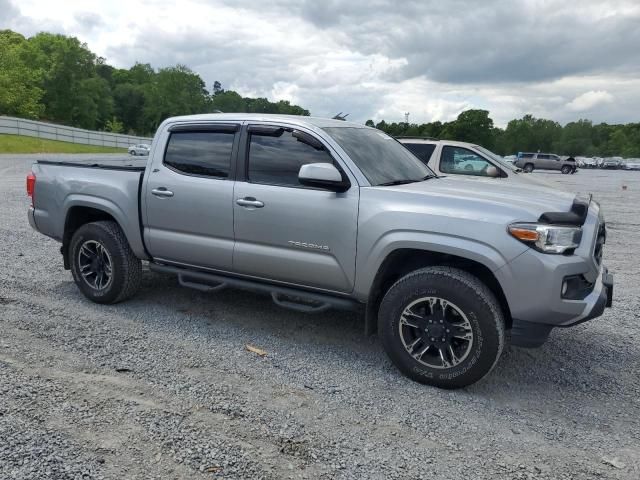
26,172,36,206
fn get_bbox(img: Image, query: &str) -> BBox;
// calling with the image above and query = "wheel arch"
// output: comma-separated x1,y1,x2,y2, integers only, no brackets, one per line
61,199,147,269
363,248,512,336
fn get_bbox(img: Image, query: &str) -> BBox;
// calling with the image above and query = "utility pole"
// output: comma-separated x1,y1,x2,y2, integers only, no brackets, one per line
404,112,410,125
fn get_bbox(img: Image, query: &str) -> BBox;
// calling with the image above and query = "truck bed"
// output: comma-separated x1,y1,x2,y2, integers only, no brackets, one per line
30,158,148,260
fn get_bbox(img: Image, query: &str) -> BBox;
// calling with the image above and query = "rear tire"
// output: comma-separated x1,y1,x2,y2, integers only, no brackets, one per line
130,150,136,156
69,221,142,304
523,163,534,173
378,267,505,389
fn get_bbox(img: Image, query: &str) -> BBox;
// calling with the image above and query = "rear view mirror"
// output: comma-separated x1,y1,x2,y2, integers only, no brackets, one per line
299,163,350,192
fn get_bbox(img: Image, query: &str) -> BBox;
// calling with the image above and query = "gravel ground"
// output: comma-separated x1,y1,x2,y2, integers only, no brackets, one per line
1,154,639,479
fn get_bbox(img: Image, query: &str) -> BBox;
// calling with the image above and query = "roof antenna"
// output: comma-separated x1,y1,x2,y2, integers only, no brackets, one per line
332,112,349,121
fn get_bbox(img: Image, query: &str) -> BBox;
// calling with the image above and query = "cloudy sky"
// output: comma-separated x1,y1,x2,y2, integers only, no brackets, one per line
3,0,640,126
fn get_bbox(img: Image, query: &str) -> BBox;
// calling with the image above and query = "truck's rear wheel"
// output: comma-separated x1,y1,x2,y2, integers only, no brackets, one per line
523,163,534,173
378,267,505,389
69,221,142,304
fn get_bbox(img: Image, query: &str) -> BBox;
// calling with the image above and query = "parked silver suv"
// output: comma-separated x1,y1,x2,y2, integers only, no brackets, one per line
27,114,613,388
515,152,577,174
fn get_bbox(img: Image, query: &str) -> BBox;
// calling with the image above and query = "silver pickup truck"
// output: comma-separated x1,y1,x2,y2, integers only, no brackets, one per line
27,114,613,388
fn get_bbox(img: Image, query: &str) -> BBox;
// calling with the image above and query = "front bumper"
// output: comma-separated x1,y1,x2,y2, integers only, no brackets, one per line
510,267,613,347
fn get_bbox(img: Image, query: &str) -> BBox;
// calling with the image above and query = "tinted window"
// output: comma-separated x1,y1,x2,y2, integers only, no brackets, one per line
164,131,234,178
537,154,550,160
521,153,534,158
323,127,433,186
440,146,494,176
404,143,436,165
248,129,335,187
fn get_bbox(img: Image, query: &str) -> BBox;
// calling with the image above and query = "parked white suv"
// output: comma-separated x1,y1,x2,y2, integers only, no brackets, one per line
398,138,528,183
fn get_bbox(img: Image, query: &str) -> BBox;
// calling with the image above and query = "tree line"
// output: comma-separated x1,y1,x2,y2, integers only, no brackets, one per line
367,110,640,158
1,29,638,155
0,30,309,136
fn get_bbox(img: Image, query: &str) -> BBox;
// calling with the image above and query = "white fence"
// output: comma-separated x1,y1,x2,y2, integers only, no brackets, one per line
0,116,152,149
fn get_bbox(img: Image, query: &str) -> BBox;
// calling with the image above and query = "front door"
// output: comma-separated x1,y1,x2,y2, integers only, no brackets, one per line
232,124,359,293
144,124,239,271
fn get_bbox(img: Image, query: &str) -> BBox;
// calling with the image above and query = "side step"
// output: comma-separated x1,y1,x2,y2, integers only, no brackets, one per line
149,263,361,313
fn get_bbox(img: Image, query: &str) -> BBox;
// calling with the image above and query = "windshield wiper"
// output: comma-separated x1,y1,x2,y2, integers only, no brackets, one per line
378,179,419,186
378,174,436,187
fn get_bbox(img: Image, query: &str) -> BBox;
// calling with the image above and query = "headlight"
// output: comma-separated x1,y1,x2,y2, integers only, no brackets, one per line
508,223,582,254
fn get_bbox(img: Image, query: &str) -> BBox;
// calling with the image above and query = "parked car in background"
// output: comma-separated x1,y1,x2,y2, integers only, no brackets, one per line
128,144,150,156
601,157,623,169
514,152,577,174
577,157,598,169
623,159,640,170
398,138,533,184
502,155,517,164
26,113,613,389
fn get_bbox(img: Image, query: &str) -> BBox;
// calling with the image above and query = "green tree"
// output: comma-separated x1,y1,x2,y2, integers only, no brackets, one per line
104,116,124,133
442,109,495,148
559,119,594,156
0,30,44,118
29,32,98,125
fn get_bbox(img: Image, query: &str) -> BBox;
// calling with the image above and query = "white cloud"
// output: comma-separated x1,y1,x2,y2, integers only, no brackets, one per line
566,90,615,112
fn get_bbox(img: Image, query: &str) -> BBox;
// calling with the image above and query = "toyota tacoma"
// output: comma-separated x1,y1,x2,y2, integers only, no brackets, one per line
27,114,613,388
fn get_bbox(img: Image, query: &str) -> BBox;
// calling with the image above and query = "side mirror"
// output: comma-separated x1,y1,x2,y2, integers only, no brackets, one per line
486,165,500,178
298,163,350,192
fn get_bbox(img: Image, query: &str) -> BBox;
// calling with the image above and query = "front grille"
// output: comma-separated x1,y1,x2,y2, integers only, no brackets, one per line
593,222,606,265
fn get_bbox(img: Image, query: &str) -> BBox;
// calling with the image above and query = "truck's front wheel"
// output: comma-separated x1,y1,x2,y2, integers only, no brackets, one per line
378,267,505,389
69,221,142,304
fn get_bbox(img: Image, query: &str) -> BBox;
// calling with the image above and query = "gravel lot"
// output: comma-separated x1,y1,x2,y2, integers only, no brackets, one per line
1,154,639,479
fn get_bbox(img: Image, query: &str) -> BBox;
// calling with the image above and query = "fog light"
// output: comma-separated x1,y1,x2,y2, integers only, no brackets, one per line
562,274,595,300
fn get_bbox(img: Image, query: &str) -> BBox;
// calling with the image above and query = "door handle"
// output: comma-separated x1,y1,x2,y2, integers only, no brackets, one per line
236,197,264,208
151,187,174,198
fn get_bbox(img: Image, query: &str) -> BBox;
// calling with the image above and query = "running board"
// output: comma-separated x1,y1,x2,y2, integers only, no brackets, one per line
149,263,360,313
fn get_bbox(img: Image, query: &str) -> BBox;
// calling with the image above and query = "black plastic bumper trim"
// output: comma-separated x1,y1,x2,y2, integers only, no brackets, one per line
510,320,553,348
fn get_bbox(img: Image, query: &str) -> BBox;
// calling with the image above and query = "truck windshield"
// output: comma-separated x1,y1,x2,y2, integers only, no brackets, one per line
323,127,434,186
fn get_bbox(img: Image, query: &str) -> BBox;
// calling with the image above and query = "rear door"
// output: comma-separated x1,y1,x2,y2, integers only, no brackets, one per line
232,123,359,293
548,154,562,170
143,123,239,271
535,154,552,169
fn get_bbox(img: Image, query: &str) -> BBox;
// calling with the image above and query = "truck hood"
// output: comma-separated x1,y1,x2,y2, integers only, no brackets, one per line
380,176,576,221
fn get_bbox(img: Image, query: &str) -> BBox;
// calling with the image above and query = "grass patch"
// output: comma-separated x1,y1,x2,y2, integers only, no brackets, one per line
0,134,126,154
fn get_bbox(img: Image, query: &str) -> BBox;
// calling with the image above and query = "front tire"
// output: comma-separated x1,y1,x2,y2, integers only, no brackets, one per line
129,150,136,156
378,267,505,389
523,163,534,173
69,221,142,304
561,165,572,174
